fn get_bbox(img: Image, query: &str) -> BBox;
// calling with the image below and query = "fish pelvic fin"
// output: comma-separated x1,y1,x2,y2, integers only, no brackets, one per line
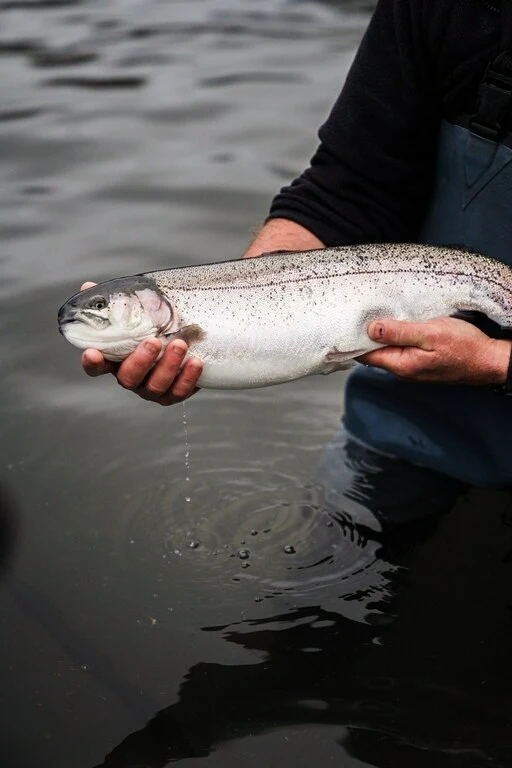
321,348,365,375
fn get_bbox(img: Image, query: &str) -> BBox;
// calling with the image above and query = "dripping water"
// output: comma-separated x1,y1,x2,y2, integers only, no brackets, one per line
182,402,191,503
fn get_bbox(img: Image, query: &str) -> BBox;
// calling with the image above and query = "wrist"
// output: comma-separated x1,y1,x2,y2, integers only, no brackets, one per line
489,339,512,386
243,218,324,258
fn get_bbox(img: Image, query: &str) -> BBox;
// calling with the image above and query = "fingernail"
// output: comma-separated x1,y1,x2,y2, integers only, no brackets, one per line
372,322,384,340
84,352,98,367
170,343,186,357
189,361,202,372
143,340,160,354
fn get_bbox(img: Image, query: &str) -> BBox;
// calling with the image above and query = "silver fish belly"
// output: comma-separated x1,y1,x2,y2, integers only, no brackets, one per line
58,244,512,389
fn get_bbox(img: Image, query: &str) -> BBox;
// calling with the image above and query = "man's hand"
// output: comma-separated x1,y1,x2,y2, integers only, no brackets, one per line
80,282,202,405
359,316,511,386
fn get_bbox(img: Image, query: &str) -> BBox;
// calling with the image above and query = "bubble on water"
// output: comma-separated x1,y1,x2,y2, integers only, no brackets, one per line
238,548,250,560
254,596,263,603
240,539,246,545
250,529,258,536
283,544,296,554
81,664,89,672
185,497,191,503
241,562,250,569
188,539,201,550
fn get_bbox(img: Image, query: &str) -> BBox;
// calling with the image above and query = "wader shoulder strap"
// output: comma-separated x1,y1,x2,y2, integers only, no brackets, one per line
471,0,512,140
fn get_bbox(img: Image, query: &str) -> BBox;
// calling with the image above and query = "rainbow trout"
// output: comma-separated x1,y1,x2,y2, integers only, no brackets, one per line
58,244,512,389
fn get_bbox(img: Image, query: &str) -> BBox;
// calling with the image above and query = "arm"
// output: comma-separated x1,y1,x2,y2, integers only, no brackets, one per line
243,219,324,258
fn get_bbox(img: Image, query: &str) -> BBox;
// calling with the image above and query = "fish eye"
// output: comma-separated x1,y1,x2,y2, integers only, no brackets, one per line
88,296,107,311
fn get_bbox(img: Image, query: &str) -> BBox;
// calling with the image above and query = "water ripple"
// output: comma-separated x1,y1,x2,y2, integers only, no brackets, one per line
118,468,399,623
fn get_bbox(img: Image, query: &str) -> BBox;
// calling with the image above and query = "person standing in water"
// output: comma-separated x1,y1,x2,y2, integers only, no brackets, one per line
81,0,512,514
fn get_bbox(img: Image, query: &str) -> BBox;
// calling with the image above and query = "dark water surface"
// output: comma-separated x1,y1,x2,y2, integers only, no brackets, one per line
1,1,512,766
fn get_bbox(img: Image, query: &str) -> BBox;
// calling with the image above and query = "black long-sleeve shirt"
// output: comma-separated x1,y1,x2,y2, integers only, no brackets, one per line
268,0,505,246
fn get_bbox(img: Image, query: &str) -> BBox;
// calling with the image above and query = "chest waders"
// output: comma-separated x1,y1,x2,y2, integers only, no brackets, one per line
344,8,512,487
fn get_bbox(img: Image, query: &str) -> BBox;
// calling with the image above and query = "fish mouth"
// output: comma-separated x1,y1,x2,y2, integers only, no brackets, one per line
58,302,79,326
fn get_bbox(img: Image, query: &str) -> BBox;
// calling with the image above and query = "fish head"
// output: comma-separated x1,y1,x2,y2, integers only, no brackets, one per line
58,276,174,361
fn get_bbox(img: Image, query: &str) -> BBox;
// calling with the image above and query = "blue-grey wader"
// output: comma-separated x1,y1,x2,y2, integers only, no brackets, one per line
317,21,512,525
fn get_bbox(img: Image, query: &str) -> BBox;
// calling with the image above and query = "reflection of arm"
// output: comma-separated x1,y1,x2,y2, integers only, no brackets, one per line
268,0,438,247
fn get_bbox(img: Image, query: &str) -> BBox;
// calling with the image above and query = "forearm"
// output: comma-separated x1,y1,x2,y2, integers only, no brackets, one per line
243,218,324,258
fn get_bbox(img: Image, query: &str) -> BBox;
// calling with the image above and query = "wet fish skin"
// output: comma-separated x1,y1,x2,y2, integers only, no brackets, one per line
58,244,512,389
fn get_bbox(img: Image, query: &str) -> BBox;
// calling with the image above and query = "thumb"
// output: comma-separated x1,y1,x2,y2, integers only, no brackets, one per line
367,319,433,350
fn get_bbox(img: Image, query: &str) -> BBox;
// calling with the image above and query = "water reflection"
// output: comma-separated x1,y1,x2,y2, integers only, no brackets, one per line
92,492,512,767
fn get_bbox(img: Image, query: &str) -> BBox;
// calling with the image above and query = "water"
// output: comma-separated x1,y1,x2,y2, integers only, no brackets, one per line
182,402,191,502
1,1,512,766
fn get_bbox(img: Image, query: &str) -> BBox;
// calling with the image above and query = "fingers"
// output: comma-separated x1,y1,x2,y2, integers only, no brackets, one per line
142,340,188,396
116,339,163,389
80,281,97,291
133,345,203,406
139,385,200,407
359,346,412,372
169,357,203,399
82,349,118,377
116,339,203,405
367,319,435,351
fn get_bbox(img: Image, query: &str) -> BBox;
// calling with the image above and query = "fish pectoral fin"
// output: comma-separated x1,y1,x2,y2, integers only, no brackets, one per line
321,348,365,375
164,323,206,347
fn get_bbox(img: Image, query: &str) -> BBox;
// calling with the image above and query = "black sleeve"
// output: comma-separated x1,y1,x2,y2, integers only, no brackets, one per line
268,0,440,246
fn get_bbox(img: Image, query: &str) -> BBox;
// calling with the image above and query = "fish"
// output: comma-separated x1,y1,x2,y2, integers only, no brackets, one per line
58,243,512,389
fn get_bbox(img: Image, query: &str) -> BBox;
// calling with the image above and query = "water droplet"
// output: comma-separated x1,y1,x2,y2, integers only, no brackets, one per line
283,545,296,554
188,539,200,549
238,548,250,560
250,529,258,536
241,562,250,569
240,539,246,545
182,403,192,504
254,596,263,602
81,664,89,672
